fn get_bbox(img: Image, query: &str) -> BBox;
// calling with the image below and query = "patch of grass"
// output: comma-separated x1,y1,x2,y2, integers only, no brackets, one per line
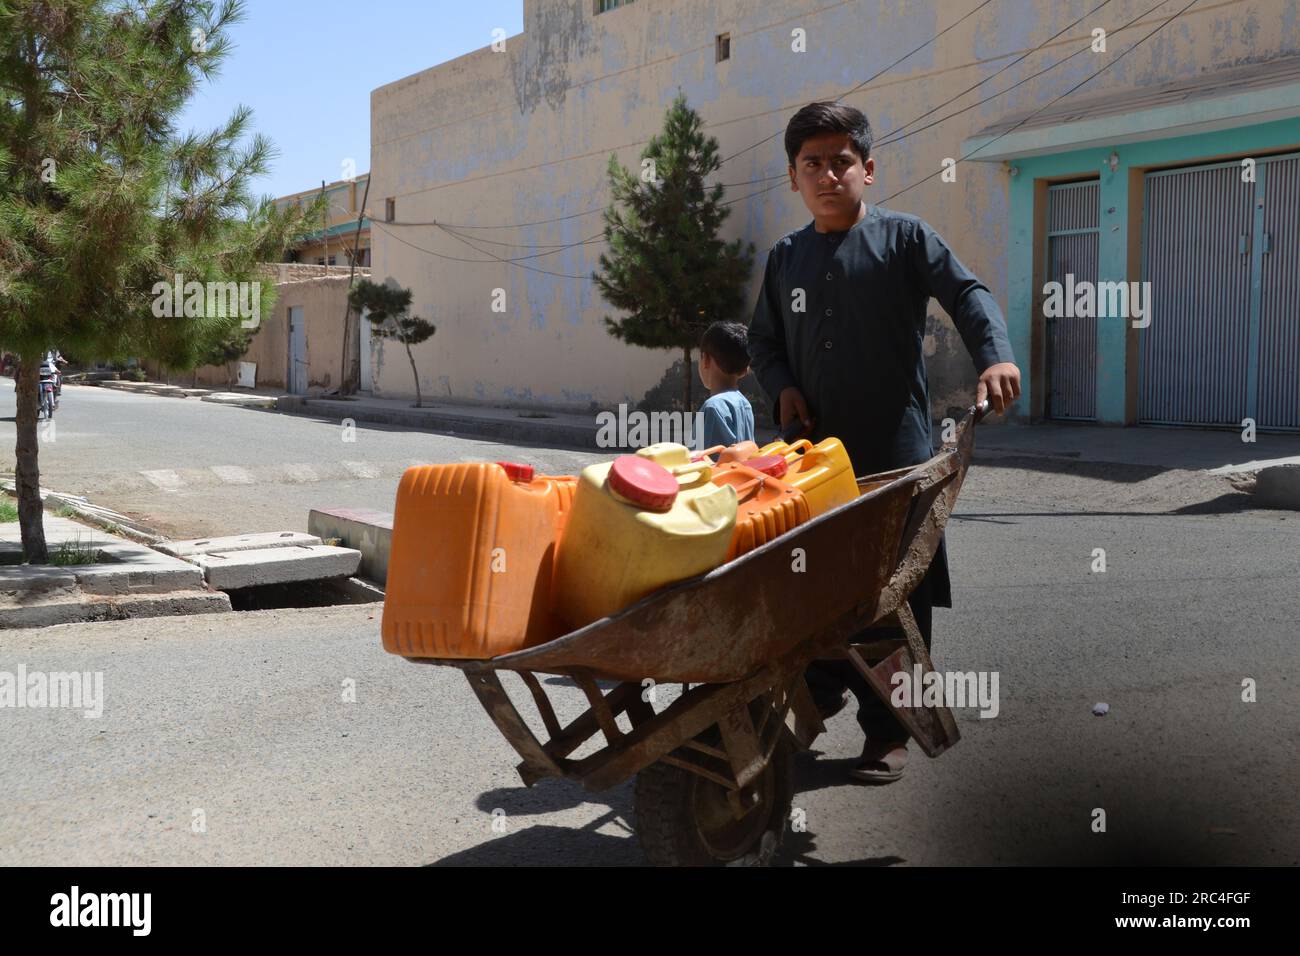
47,536,104,566
0,500,17,523
54,505,80,519
101,522,126,536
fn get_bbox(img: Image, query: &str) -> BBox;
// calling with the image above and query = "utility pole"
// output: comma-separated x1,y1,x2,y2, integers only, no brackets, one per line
340,175,371,395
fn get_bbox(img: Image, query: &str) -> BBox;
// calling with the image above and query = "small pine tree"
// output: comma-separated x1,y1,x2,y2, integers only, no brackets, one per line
348,279,435,408
594,92,754,412
0,0,319,561
195,323,257,388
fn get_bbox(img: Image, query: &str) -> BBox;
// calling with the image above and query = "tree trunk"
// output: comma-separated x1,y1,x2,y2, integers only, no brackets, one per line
682,345,693,412
404,341,422,408
15,356,48,564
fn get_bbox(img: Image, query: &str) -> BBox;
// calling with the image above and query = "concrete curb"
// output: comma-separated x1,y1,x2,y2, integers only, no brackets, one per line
200,392,278,409
1,480,165,544
1,590,231,628
308,509,392,585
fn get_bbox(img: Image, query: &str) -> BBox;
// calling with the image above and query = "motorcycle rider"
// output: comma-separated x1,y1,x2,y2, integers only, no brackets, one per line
39,350,67,412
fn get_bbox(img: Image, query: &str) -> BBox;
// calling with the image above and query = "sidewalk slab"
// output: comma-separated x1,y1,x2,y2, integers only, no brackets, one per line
194,545,361,590
0,516,203,595
157,531,321,559
201,392,278,409
308,509,392,585
974,422,1300,474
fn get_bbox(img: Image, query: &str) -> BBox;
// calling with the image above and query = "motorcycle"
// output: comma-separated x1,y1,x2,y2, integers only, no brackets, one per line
38,368,58,420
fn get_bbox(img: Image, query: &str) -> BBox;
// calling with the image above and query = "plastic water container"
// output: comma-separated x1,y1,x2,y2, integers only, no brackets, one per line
758,437,858,517
382,461,576,660
693,440,760,464
552,449,737,629
710,454,811,561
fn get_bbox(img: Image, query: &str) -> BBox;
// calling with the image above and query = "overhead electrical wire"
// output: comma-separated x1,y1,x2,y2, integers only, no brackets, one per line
372,0,1199,277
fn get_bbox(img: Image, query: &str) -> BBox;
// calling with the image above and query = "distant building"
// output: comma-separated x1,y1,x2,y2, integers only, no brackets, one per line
276,174,371,268
370,0,1300,431
147,264,371,394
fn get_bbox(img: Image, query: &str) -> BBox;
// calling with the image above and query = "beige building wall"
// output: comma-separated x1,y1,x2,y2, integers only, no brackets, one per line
153,265,365,392
369,0,1300,417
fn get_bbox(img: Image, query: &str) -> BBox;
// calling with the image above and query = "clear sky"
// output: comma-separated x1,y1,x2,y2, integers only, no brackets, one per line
177,0,525,201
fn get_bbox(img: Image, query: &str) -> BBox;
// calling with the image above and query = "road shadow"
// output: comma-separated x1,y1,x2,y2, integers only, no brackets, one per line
427,808,641,866
951,491,1261,521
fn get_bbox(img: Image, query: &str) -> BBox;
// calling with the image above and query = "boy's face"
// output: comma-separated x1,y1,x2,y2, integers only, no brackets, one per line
788,132,874,226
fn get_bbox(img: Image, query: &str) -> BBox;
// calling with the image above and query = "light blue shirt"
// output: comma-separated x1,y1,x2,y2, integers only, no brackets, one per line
701,389,755,448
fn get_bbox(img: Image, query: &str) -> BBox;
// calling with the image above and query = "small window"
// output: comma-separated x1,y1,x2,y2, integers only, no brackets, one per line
596,0,632,13
385,197,395,222
716,33,730,62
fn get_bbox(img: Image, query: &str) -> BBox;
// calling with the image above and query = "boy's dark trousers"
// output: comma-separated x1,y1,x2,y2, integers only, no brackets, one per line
804,561,936,743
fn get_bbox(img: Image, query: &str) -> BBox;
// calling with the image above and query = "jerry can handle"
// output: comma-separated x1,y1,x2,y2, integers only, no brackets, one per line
783,439,814,460
666,459,713,488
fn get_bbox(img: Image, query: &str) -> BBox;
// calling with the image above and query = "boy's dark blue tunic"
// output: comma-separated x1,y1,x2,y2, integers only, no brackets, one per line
747,203,1015,656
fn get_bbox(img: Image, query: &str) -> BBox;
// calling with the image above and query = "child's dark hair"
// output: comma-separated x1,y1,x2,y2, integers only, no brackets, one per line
784,102,873,168
700,321,750,376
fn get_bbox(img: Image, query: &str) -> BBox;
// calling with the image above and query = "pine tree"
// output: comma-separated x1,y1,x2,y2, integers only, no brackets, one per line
347,278,436,408
0,0,319,561
594,92,754,412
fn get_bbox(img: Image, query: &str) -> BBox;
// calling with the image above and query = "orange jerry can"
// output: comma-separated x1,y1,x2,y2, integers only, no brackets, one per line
693,440,760,464
710,455,811,561
382,461,576,660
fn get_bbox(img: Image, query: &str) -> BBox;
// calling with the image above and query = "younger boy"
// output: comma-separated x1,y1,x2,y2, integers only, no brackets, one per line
698,321,756,450
747,102,1021,783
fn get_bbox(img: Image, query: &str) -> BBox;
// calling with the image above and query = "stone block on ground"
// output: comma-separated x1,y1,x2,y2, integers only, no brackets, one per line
157,531,321,559
195,545,361,590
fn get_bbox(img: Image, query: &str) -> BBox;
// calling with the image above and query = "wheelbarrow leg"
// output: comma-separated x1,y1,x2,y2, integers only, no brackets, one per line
844,603,961,757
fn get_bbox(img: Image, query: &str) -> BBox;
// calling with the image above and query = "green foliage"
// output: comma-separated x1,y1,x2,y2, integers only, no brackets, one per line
0,0,320,365
0,500,18,523
594,92,755,408
348,278,436,347
348,277,435,407
46,536,103,566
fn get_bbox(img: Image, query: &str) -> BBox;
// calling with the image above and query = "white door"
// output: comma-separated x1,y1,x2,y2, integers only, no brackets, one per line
288,306,307,395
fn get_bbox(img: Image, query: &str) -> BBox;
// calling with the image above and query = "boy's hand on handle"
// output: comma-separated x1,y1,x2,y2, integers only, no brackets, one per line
976,363,1021,415
778,386,814,436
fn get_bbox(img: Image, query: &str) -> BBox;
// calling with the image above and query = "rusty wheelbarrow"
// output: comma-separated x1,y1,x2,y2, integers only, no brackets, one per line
404,401,991,865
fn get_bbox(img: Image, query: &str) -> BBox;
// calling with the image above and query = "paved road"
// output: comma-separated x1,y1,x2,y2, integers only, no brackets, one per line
0,380,604,539
2,481,1295,865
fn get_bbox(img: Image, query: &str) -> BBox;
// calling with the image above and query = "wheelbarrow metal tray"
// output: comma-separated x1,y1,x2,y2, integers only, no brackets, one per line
422,413,973,686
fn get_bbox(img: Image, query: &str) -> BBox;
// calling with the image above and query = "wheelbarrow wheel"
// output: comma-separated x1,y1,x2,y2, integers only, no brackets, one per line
634,730,794,867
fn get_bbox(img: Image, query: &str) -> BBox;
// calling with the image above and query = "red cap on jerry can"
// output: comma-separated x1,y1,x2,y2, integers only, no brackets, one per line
607,455,679,511
497,461,535,482
743,455,789,479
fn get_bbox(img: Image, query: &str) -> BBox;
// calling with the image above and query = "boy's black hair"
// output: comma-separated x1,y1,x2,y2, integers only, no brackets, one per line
700,321,750,376
784,101,873,168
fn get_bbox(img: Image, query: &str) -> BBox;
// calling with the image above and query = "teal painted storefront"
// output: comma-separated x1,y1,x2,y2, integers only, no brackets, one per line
988,116,1300,425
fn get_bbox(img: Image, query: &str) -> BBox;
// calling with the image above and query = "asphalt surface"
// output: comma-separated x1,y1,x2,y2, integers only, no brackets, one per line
1,423,1296,864
0,380,604,539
